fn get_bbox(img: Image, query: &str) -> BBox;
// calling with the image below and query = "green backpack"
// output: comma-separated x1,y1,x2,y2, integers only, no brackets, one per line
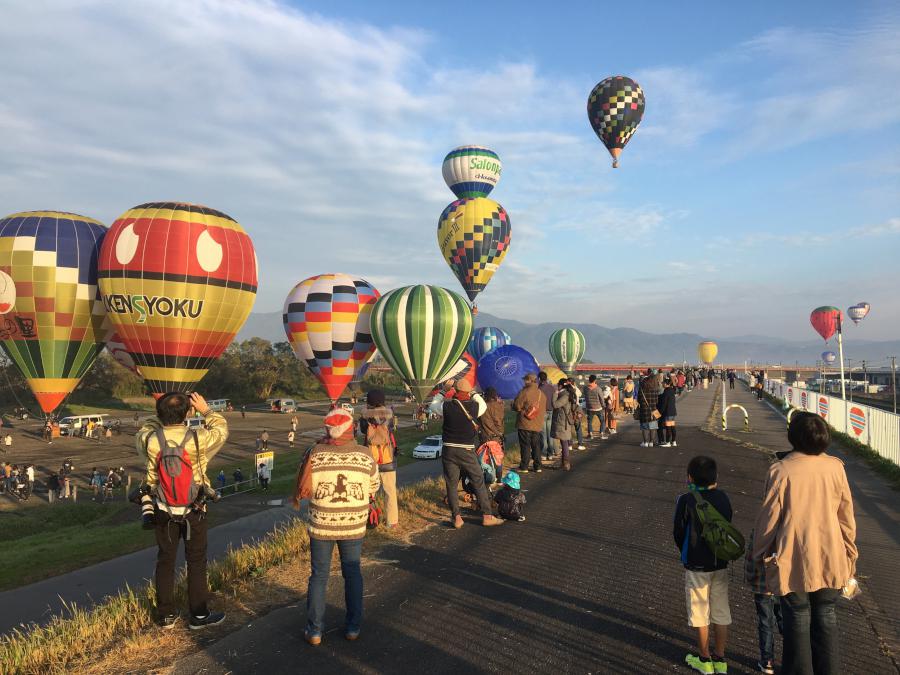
690,486,745,562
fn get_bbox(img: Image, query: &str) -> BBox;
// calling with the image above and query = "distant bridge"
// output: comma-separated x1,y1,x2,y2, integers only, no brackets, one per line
369,364,821,376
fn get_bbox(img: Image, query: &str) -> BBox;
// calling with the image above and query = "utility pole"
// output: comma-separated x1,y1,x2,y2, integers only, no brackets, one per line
862,360,868,397
892,356,897,414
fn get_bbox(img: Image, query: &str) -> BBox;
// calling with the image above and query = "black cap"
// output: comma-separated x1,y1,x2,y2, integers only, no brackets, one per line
366,389,386,407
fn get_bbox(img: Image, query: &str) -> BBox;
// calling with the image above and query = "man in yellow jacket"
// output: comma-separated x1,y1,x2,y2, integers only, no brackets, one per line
137,392,228,630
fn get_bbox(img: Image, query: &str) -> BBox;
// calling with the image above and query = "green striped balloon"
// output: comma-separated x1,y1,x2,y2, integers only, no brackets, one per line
548,328,586,374
371,285,473,401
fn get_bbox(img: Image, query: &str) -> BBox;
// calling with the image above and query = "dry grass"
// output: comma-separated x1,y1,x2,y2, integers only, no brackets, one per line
0,477,450,675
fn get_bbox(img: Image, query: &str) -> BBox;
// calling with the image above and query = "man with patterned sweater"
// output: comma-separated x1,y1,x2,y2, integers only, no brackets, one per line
304,408,380,646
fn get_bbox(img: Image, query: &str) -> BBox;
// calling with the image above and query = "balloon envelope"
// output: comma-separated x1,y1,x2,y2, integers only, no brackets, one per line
468,326,511,362
847,303,870,325
0,211,111,413
283,274,380,402
549,328,586,374
442,146,502,199
698,341,718,365
822,351,837,365
477,345,540,400
370,285,472,402
107,333,142,377
810,306,842,342
542,365,568,387
437,197,511,302
98,202,257,396
443,351,477,390
587,75,645,167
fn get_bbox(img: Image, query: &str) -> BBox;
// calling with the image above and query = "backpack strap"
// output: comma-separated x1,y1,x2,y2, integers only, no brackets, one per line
455,399,479,431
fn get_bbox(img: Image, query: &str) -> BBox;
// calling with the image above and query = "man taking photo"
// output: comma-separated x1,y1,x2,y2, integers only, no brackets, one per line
137,392,228,630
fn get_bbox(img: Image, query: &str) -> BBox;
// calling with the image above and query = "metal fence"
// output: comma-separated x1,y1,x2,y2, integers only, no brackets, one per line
764,378,900,466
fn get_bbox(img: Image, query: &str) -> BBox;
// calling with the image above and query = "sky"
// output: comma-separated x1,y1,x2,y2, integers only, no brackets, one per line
1,0,898,341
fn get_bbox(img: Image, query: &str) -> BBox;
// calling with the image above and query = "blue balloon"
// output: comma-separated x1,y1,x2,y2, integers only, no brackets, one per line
477,345,539,400
821,351,837,365
468,326,512,362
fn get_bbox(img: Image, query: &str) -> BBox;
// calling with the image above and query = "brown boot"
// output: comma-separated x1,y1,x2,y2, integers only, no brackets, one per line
482,515,505,527
563,461,571,471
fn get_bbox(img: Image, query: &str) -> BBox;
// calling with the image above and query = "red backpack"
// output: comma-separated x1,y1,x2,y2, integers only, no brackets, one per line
155,429,200,507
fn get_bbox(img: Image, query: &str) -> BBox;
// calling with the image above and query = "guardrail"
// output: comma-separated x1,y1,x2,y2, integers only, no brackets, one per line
764,378,900,466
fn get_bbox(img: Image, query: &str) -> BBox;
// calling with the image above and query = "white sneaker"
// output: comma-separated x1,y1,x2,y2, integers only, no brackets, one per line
600,434,609,440
672,441,678,447
660,442,672,447
610,429,617,434
640,442,647,447
577,445,586,450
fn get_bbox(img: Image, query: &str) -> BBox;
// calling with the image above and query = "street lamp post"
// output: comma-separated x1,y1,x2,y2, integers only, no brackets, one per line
836,316,846,401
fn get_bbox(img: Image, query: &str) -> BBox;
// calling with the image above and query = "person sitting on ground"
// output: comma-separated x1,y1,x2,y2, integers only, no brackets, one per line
137,391,229,630
298,408,380,646
674,456,734,675
493,470,526,521
363,389,399,528
752,412,857,675
442,379,505,528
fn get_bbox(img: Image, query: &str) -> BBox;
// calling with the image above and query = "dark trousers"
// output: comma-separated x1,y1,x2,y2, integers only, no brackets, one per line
729,380,735,389
442,445,493,517
781,588,840,675
754,593,783,664
517,429,542,470
154,509,208,618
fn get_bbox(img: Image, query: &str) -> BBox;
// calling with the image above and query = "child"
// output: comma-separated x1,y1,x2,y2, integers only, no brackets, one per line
745,529,782,674
493,471,526,522
673,456,733,675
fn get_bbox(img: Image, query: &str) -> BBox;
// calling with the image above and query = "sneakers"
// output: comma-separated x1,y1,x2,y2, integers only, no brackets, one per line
640,442,647,447
482,515,505,527
189,611,226,630
685,654,714,674
610,429,617,434
660,442,672,447
535,468,542,473
713,657,728,674
345,630,360,641
305,630,322,646
672,441,678,447
519,468,529,474
600,434,609,440
757,661,774,675
158,614,179,629
577,445,586,450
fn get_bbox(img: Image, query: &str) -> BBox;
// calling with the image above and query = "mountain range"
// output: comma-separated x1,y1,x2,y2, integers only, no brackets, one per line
237,311,899,366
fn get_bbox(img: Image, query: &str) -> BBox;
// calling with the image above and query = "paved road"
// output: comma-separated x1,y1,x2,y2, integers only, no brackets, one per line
174,384,898,674
0,457,443,635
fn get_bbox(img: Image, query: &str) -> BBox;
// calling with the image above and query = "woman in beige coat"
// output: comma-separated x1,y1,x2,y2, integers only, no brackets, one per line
752,412,857,675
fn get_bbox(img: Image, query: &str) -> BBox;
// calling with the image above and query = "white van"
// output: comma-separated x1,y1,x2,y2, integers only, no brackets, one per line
58,414,110,436
270,398,296,413
207,399,231,412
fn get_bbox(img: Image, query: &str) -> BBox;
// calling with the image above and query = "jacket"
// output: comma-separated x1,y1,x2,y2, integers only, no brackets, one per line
550,389,577,440
442,395,486,449
512,383,545,432
637,379,660,423
479,399,506,443
752,452,857,596
308,441,380,540
136,412,228,515
539,382,557,412
673,488,733,572
585,383,604,411
657,388,677,418
623,380,635,398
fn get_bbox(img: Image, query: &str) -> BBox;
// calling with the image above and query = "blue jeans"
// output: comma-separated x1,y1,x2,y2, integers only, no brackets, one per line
306,537,364,636
586,410,605,436
754,593,783,664
781,588,840,675
541,412,556,457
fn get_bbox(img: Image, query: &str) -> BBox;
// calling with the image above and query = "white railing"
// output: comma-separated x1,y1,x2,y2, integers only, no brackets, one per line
763,378,900,466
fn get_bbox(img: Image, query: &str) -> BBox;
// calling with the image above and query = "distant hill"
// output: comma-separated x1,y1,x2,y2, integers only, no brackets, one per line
237,311,900,365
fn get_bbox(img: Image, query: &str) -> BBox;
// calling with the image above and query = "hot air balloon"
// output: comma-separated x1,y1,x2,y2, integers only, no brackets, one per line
810,306,842,342
698,341,718,365
822,351,837,365
0,211,111,414
468,326,512,362
442,145,502,199
443,351,478,390
542,365,568,386
477,345,540,400
587,75,645,168
847,303,870,325
549,328,586,374
107,333,142,376
370,285,472,401
98,202,257,396
282,274,380,403
437,197,511,306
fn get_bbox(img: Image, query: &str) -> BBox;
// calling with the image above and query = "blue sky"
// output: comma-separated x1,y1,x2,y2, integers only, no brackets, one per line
0,0,898,341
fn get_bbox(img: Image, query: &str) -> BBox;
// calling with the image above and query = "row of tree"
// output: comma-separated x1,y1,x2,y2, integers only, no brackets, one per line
0,339,406,413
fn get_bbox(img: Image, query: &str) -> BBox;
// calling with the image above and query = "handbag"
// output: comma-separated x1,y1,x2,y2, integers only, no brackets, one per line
523,401,539,420
640,390,662,420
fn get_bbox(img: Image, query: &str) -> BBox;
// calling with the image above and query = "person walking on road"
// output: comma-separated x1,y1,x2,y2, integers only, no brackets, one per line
538,371,558,461
363,389,399,528
257,462,271,490
622,375,636,413
513,373,546,473
752,412,858,675
441,380,505,528
299,408,380,645
637,373,661,447
657,376,678,447
260,429,269,450
585,375,608,439
287,429,295,448
137,392,229,630
607,378,619,435
551,379,578,471
727,370,736,390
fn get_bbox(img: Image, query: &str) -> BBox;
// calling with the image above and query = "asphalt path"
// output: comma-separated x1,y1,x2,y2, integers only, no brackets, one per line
174,385,898,674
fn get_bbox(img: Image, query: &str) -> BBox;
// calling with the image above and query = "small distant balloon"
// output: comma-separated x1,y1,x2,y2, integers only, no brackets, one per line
821,351,837,365
698,341,718,365
442,146,502,199
810,306,842,342
847,303,870,325
587,75,645,168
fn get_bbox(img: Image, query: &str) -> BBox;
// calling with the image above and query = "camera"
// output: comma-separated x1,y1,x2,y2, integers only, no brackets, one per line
140,491,156,529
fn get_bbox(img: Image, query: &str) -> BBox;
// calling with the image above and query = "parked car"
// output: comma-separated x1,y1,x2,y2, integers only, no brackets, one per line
58,414,110,436
412,435,443,459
